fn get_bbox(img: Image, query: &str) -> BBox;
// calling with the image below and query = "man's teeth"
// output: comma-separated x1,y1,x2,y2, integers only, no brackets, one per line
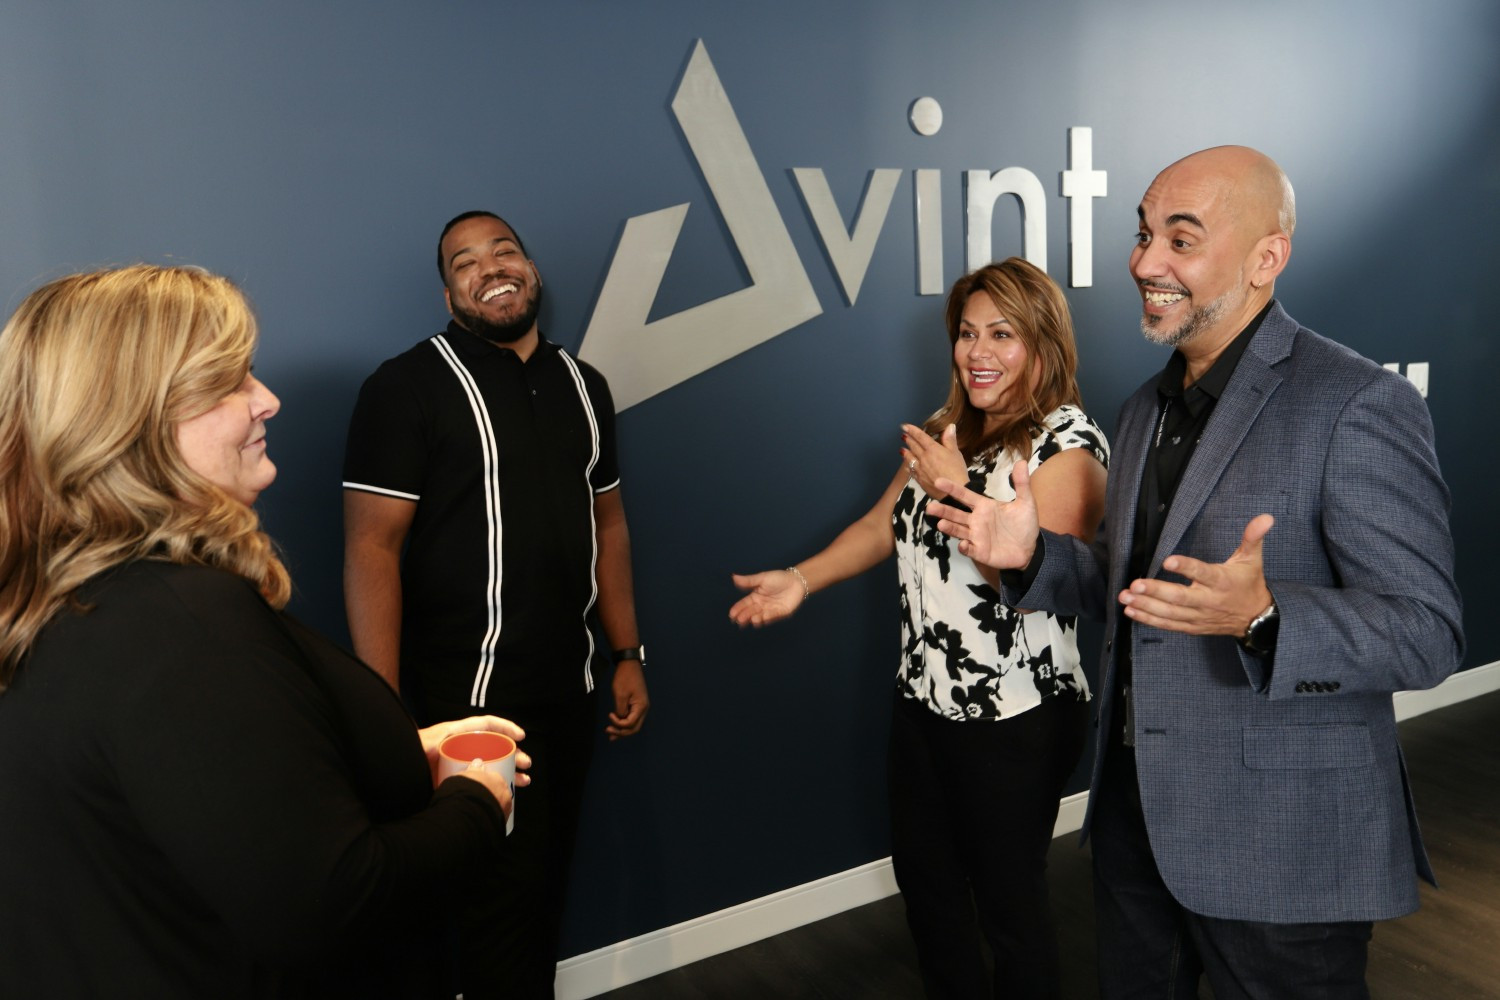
1144,290,1184,306
480,283,518,303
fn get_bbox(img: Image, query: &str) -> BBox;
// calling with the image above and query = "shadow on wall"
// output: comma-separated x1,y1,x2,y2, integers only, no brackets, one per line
256,362,367,643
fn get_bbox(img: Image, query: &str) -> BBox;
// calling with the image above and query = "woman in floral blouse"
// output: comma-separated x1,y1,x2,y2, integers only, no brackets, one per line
731,257,1108,998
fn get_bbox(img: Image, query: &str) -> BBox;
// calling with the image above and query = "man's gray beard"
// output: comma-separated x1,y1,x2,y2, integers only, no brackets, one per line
1140,286,1233,348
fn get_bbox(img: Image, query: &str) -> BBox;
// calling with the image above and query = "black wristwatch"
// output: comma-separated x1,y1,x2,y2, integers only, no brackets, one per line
1239,602,1280,656
612,645,646,668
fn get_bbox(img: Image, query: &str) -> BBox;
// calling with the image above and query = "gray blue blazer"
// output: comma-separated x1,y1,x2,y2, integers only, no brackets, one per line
1011,303,1464,923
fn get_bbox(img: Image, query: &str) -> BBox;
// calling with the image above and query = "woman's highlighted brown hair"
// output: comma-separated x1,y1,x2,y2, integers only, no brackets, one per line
0,265,290,685
922,257,1083,463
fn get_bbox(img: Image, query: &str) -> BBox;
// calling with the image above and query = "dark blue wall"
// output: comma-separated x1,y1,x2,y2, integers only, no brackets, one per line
4,0,1495,956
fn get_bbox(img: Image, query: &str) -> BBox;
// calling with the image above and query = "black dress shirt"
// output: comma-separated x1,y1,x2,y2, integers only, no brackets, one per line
1115,301,1273,693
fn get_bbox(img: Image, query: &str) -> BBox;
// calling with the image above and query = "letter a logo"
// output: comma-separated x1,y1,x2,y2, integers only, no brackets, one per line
579,41,822,411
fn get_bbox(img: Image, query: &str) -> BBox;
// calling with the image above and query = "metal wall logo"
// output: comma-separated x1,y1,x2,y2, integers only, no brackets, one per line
580,40,1108,411
579,41,821,412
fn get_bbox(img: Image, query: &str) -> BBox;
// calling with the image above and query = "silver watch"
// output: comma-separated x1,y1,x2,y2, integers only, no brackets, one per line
1240,602,1279,655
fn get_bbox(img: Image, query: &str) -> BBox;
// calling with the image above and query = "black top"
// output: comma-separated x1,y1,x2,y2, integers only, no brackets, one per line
343,324,620,716
0,561,508,999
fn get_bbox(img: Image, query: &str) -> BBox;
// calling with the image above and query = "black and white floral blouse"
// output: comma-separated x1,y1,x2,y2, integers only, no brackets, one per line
892,404,1110,721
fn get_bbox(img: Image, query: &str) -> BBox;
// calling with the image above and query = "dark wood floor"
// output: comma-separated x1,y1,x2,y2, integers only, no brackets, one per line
601,690,1500,999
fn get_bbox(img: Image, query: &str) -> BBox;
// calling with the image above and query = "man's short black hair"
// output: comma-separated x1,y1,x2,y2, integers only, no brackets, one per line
436,211,528,280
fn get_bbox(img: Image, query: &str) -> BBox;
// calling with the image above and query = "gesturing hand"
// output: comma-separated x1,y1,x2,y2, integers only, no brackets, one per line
925,461,1039,570
901,423,968,500
728,569,807,627
1118,514,1275,636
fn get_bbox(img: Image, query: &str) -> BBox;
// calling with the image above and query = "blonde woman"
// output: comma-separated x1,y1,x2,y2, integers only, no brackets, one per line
0,266,525,998
731,258,1108,998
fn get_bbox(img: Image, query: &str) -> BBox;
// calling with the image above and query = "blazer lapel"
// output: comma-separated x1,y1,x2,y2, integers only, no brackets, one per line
1149,305,1296,574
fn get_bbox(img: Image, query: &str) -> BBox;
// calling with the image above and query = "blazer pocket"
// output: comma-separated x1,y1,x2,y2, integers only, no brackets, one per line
1182,492,1293,567
1243,724,1372,769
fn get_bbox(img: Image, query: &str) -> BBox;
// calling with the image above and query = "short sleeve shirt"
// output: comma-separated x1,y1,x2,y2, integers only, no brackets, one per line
891,405,1110,720
343,323,619,712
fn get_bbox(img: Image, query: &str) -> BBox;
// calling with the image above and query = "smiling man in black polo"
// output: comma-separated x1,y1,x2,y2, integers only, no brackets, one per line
342,211,649,999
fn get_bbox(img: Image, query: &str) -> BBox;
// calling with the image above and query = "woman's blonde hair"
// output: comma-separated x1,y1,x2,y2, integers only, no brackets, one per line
923,257,1083,462
0,265,290,686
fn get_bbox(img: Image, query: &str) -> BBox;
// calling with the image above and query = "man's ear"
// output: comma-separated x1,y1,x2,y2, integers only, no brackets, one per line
443,286,454,316
1251,232,1291,288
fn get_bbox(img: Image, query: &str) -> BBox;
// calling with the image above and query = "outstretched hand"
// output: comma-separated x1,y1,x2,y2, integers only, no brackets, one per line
728,569,806,627
925,460,1040,570
1118,514,1275,636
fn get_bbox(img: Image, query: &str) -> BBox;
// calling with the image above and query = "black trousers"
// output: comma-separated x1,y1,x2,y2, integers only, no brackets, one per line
1091,740,1373,1000
420,690,599,1000
887,691,1088,999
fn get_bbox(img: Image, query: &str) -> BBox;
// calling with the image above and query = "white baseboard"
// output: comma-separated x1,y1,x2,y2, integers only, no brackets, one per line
1393,659,1499,721
556,661,1500,999
556,859,899,1000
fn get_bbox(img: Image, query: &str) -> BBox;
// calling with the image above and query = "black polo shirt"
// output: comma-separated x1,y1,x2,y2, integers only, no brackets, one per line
343,322,619,715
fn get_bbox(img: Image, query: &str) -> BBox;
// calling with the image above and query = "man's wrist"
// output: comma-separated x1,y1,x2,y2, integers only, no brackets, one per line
612,645,646,668
1239,600,1279,656
999,533,1046,593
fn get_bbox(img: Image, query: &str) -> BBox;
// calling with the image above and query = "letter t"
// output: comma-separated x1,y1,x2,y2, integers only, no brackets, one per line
1061,127,1107,288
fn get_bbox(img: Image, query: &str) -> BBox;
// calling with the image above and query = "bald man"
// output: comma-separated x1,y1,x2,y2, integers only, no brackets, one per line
928,147,1463,997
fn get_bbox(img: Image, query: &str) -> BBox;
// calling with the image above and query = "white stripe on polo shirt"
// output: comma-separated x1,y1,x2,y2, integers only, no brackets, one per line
430,334,505,708
558,350,602,694
340,482,421,501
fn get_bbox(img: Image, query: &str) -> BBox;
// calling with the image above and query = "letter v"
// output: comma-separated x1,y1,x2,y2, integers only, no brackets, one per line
793,168,900,306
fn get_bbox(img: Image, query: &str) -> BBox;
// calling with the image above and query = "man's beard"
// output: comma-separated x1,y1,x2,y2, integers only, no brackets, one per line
1139,278,1238,348
455,282,543,345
